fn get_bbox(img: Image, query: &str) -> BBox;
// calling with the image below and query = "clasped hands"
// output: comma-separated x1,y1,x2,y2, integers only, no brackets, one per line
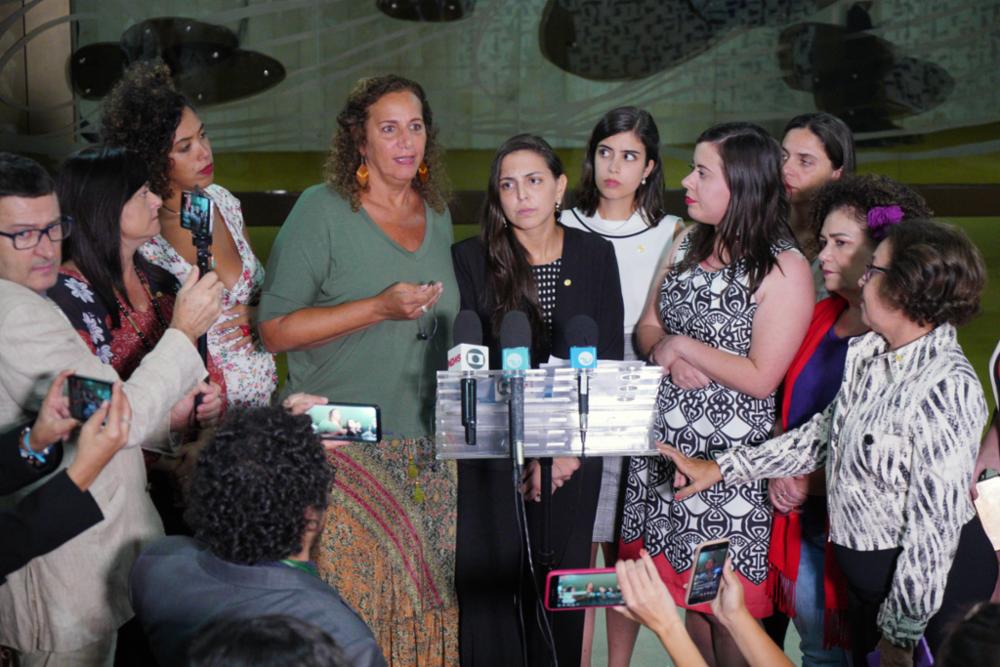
649,335,711,390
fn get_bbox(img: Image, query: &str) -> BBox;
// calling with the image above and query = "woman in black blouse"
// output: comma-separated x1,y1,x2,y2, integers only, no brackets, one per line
451,134,624,666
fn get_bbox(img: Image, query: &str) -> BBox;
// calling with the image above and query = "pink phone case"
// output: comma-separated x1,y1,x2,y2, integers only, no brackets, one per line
544,567,621,611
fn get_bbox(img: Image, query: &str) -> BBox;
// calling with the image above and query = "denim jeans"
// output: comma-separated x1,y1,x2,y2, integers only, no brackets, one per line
794,496,849,667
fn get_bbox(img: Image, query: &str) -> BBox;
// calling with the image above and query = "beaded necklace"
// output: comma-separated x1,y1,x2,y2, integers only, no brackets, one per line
116,267,168,352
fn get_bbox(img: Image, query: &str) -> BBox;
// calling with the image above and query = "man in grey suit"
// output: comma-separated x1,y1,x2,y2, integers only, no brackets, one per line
0,152,224,665
130,407,387,667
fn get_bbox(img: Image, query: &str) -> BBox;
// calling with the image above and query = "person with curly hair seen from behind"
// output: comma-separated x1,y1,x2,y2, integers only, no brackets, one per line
128,407,386,667
258,75,459,665
665,220,997,666
100,60,276,408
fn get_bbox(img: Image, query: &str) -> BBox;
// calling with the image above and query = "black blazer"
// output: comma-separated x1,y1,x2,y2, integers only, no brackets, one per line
1,423,103,584
451,225,625,367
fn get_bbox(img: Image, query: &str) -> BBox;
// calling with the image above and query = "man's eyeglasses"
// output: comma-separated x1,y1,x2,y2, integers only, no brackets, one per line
0,216,73,250
862,261,888,283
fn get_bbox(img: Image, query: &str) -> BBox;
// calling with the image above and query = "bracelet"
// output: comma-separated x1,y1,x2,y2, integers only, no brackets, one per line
18,427,54,466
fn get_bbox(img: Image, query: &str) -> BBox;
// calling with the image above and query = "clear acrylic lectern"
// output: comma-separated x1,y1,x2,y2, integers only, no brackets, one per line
435,361,663,460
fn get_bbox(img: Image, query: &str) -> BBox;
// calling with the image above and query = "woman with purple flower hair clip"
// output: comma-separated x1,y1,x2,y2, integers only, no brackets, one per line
762,174,932,667
866,205,905,240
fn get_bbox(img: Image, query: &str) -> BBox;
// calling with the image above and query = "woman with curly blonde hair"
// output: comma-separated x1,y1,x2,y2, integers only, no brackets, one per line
258,74,460,666
100,60,276,408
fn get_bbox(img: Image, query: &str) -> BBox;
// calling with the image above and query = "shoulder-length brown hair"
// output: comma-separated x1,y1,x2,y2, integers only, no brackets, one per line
324,74,449,213
675,122,794,293
880,219,985,327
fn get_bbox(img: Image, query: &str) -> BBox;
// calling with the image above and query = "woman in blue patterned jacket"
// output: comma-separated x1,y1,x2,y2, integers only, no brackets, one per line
663,219,997,666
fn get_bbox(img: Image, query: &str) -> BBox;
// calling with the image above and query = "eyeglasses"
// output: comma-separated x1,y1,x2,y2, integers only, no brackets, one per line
862,262,888,283
0,216,73,250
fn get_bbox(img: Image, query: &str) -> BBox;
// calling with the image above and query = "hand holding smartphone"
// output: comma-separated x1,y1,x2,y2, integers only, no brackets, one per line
545,568,623,611
180,189,214,239
685,538,731,606
67,375,114,421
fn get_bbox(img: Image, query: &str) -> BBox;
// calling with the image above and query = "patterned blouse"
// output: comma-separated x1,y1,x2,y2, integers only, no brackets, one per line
718,324,988,646
140,184,276,407
48,266,229,443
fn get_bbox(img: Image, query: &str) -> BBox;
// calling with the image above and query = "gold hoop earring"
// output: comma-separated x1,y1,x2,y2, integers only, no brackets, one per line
417,161,429,184
356,158,369,189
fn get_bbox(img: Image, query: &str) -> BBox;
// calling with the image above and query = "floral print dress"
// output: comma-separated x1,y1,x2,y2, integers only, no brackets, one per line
48,266,228,413
140,184,276,407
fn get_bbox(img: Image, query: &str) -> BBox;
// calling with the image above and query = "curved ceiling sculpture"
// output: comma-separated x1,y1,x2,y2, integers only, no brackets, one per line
1,0,993,156
778,3,954,134
539,0,837,81
69,17,285,105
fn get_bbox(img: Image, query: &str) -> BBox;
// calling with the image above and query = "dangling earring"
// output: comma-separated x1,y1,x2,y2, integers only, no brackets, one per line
417,161,429,184
355,157,369,189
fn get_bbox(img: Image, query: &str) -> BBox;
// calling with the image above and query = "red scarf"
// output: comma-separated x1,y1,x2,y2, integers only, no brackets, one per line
768,295,851,649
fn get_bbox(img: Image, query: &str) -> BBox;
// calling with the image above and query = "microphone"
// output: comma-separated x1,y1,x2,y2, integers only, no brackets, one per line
448,311,489,445
565,315,598,442
499,311,531,469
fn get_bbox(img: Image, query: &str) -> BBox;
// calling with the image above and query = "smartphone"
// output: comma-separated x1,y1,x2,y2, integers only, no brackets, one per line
179,189,214,238
67,374,113,421
306,403,381,443
544,568,622,611
685,538,731,606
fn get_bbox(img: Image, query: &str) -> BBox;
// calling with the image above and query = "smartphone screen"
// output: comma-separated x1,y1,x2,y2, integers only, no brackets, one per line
545,568,622,611
67,375,113,421
306,403,381,443
686,539,730,606
179,189,213,237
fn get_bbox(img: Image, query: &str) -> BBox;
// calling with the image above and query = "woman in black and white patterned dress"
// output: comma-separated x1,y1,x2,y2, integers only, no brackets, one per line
451,134,624,667
618,122,814,666
665,219,996,666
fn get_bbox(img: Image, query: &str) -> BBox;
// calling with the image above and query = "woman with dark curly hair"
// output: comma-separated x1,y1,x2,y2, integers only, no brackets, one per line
762,174,931,667
665,219,997,665
100,61,276,408
257,75,460,665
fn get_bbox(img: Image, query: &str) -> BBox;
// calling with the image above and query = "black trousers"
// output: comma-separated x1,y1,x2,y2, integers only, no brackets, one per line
455,456,602,667
833,515,998,663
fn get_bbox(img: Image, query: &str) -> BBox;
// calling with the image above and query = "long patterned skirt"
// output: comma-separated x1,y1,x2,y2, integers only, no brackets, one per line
316,437,458,666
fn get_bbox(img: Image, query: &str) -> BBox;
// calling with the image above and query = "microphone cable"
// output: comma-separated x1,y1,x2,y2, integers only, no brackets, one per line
512,462,559,666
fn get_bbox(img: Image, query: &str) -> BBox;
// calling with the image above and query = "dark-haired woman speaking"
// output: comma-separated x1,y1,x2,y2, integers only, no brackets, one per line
451,134,624,666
